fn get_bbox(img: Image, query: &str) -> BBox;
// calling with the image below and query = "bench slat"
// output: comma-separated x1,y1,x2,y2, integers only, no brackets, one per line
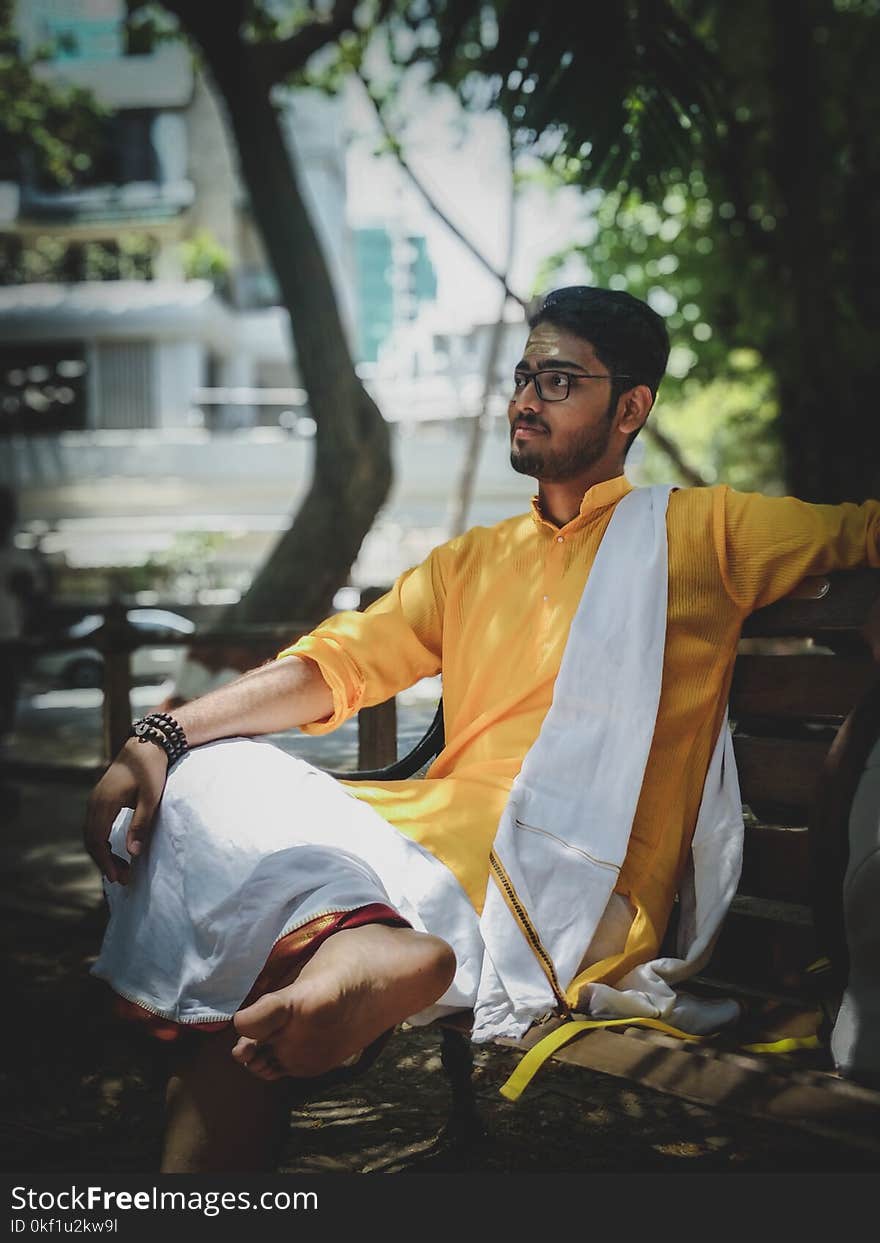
705,905,814,997
501,1025,880,1155
733,735,829,824
731,654,872,721
740,825,810,903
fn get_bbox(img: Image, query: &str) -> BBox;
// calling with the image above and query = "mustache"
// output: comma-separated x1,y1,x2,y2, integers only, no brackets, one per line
511,416,549,434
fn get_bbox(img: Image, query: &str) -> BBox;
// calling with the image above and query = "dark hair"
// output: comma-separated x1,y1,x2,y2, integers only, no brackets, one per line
529,286,671,409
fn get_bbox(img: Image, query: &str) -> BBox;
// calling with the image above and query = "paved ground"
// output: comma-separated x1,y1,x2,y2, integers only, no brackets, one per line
3,754,880,1179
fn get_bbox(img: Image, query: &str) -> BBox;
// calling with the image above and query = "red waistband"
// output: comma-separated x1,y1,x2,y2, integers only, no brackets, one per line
110,902,408,1042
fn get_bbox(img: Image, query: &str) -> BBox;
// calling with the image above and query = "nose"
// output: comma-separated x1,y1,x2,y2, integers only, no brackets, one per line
511,375,542,415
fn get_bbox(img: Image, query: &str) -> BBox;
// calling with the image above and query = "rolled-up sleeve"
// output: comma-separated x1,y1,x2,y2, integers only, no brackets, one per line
275,543,450,734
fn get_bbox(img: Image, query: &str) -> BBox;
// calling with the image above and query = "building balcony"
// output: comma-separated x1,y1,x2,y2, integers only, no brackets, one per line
31,41,193,110
16,180,195,229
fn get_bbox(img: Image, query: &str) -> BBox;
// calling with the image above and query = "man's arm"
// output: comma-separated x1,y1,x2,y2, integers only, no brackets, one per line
85,529,460,884
716,487,880,612
173,654,333,744
84,655,332,884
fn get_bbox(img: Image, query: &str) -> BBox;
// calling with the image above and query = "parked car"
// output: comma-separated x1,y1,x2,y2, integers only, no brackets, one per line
31,608,195,689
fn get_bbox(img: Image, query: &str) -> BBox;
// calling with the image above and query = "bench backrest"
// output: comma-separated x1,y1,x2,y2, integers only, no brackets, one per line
710,567,880,999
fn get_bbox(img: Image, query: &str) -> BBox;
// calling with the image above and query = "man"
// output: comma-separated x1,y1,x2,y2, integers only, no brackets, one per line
84,286,880,1172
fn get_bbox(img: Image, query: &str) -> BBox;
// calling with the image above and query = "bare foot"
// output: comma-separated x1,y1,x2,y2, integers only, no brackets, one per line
231,924,457,1081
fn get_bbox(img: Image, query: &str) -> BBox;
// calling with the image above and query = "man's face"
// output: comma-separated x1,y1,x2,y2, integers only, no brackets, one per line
508,323,618,482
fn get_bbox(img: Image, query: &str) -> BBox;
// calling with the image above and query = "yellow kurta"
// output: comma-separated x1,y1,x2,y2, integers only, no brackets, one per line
278,477,880,999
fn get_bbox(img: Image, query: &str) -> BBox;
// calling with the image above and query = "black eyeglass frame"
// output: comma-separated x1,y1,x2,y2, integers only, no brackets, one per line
512,369,633,403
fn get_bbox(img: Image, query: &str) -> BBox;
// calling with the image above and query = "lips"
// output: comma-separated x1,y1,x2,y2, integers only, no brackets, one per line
513,422,547,438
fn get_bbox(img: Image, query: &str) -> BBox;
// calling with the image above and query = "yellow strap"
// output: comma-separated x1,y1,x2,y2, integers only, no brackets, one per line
499,1017,823,1101
740,1034,821,1054
499,1017,705,1102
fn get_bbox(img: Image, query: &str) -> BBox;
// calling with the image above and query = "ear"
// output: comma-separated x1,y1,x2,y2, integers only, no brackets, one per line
615,385,653,438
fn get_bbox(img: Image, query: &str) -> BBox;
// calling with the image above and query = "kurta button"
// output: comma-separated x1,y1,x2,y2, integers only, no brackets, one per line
556,535,564,542
543,594,549,601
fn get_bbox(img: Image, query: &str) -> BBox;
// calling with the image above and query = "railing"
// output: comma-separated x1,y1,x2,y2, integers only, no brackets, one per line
15,588,398,783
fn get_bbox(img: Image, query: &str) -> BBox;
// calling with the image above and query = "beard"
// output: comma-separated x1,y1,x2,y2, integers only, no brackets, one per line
509,399,615,482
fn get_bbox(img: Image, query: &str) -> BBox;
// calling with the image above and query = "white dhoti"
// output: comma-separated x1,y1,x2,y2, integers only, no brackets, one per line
92,737,483,1027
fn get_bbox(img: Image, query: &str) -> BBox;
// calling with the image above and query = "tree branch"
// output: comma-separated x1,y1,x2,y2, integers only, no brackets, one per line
643,419,706,487
449,135,519,537
358,73,709,487
358,72,527,309
156,0,247,36
253,0,359,84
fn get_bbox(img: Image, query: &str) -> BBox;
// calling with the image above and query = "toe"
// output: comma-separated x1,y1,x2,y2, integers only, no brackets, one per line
231,1035,259,1065
241,1044,285,1080
233,991,289,1042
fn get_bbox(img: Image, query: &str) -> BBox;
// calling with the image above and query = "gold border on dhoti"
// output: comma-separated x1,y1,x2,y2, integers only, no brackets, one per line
488,850,570,1014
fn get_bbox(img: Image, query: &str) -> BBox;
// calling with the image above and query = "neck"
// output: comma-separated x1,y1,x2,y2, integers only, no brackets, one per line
537,468,624,528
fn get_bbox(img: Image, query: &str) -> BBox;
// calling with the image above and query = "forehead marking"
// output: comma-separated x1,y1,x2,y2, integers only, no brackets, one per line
524,327,562,357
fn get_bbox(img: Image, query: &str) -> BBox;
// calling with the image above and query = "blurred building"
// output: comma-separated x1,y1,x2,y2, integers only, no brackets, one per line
0,2,536,594
354,226,437,365
0,0,357,445
360,299,524,426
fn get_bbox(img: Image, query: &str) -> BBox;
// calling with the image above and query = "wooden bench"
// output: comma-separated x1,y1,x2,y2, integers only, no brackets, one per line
339,567,880,1156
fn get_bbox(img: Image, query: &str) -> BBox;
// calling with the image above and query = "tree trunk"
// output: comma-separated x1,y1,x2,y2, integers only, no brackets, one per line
165,2,392,623
759,0,879,503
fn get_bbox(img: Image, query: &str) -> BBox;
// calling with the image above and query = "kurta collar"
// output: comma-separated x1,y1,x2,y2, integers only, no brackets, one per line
529,474,633,534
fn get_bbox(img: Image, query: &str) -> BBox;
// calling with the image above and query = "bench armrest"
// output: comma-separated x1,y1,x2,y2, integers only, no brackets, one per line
326,698,446,782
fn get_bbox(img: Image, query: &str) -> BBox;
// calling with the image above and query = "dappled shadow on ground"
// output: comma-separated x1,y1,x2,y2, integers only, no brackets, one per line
3,779,880,1176
6,914,878,1176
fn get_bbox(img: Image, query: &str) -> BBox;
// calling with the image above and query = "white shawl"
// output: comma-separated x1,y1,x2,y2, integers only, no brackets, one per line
472,485,744,1042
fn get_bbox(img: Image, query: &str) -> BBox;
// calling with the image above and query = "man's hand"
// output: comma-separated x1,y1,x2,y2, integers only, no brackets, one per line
84,737,169,885
82,655,334,885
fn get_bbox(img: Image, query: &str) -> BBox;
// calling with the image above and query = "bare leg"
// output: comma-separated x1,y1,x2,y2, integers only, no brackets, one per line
161,1029,290,1173
232,924,457,1081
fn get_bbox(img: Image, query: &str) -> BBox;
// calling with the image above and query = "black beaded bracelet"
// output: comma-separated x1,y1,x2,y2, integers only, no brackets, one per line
131,711,189,764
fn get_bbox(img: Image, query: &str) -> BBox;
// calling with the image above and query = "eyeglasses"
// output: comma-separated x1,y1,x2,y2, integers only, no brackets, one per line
512,369,632,403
